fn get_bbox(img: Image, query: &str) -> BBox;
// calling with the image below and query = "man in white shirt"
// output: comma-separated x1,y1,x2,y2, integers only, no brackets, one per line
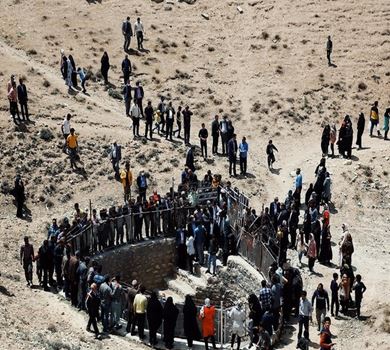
130,99,141,137
61,113,72,152
134,17,144,50
219,115,229,155
297,290,313,344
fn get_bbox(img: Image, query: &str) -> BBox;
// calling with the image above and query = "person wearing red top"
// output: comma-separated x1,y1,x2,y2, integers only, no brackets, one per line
319,317,336,349
199,298,216,350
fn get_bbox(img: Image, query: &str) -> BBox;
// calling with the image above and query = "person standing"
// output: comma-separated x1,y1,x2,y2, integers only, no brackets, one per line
99,275,112,333
259,280,273,311
68,55,78,88
219,115,229,155
343,115,353,159
17,78,29,121
228,302,246,350
157,96,166,133
144,100,154,139
194,222,206,265
163,296,179,349
356,112,365,149
126,280,138,334
319,317,336,350
100,51,110,84
61,113,72,152
13,175,26,218
122,17,133,51
183,295,201,349
109,141,122,180
65,56,73,91
369,101,381,137
329,124,337,158
199,298,217,350
133,285,148,340
330,273,339,317
123,79,132,117
326,36,333,66
122,55,132,85
311,283,330,331
174,105,183,138
120,161,133,203
8,80,20,122
165,101,175,141
353,274,367,319
206,235,218,275
383,107,390,140
134,81,144,117
198,123,209,160
86,283,102,339
266,140,278,169
130,98,142,137
186,233,195,274
295,168,303,205
38,239,53,292
183,105,193,145
307,233,317,272
20,236,34,287
297,290,312,345
211,115,220,155
110,275,123,329
66,128,79,170
228,134,238,177
321,125,330,157
134,17,145,50
186,146,196,172
239,136,248,176
147,291,163,346
137,170,148,202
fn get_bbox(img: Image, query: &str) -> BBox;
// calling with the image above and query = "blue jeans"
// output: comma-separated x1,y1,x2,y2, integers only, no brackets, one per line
208,254,217,274
101,303,111,332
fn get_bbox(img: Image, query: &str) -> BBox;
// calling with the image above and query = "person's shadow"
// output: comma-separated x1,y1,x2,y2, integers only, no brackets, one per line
270,167,281,175
329,63,337,68
0,285,15,297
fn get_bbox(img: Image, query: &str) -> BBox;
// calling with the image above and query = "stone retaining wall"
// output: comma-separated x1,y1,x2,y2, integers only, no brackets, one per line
94,238,176,289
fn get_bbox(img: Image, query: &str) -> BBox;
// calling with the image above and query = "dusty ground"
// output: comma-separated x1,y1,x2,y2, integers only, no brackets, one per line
0,0,389,349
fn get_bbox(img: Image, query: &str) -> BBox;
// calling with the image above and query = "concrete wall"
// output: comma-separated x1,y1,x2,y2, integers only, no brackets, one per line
94,238,176,289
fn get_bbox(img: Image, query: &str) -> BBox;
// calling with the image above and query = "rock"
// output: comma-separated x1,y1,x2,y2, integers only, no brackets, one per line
201,13,209,20
39,128,54,141
164,6,172,10
1,180,11,194
237,6,243,13
166,0,174,4
344,160,352,165
179,0,196,3
108,88,123,100
152,0,164,2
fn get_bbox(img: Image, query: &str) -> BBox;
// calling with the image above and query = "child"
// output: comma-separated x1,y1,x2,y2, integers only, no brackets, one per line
330,273,339,317
77,67,87,93
353,274,366,319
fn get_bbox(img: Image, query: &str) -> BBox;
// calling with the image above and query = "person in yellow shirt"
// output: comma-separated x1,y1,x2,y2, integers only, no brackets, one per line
369,101,381,137
66,128,79,169
120,161,133,203
133,285,148,340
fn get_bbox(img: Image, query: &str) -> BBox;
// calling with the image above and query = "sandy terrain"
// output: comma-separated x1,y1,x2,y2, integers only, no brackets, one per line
0,0,389,349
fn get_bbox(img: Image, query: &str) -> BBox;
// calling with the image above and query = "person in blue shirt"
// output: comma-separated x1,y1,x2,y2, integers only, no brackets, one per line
295,168,303,205
136,171,148,202
76,67,87,93
48,218,60,238
239,136,249,176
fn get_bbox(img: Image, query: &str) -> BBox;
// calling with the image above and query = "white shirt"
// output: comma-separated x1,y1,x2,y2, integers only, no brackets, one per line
63,118,71,134
186,236,195,255
130,103,141,118
134,21,144,33
299,298,313,316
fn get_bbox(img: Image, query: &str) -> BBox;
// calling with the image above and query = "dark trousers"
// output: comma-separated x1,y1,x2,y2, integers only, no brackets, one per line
188,254,194,274
101,68,108,84
355,298,362,317
135,313,146,339
200,139,207,158
123,70,130,85
229,157,237,176
10,101,20,119
239,155,247,175
134,217,143,240
174,122,182,138
212,135,219,154
204,335,216,350
136,32,144,49
145,122,153,139
55,262,63,286
177,244,186,269
125,99,131,116
16,199,24,218
133,119,140,136
356,129,363,148
42,268,49,289
330,143,335,156
166,121,174,140
308,257,315,271
327,50,331,65
19,102,29,120
149,325,158,345
81,78,86,93
221,133,228,155
101,303,111,332
331,294,339,316
136,98,144,116
88,315,100,335
297,315,310,340
184,126,190,145
71,281,78,306
23,260,33,283
126,311,136,333
124,34,131,50
187,336,194,348
231,334,241,350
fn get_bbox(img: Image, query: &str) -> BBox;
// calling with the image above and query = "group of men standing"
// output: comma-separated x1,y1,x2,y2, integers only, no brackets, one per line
7,74,29,122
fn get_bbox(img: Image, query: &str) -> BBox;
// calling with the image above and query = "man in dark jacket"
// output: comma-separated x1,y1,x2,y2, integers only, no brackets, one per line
13,175,26,218
356,112,365,149
198,123,209,160
144,100,154,139
269,197,281,231
183,105,193,145
86,283,102,339
165,101,175,141
185,146,195,172
211,115,220,155
38,240,53,291
68,251,80,307
134,81,144,117
122,17,133,51
110,141,122,180
227,134,238,177
123,80,132,117
122,55,132,84
17,78,29,121
137,171,148,202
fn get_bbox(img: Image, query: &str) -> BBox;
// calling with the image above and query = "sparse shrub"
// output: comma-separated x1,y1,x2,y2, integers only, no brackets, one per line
27,49,37,55
43,79,51,87
208,46,215,52
261,31,269,40
358,82,367,91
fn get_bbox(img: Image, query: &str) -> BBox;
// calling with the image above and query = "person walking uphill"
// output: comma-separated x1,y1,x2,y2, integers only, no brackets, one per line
86,283,102,339
183,295,201,349
100,51,110,84
383,108,390,140
312,283,330,331
17,78,29,121
163,296,179,349
266,140,278,169
13,175,26,218
122,55,132,85
369,101,381,137
326,36,333,66
122,17,133,51
297,290,313,345
20,236,34,287
134,17,145,50
199,298,217,350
